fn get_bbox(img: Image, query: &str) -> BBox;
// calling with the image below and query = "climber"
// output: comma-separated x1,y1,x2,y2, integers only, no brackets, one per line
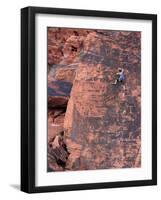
112,68,125,85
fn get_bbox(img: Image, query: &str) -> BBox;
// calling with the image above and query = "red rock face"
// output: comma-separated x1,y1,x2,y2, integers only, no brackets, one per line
48,28,89,66
47,28,141,171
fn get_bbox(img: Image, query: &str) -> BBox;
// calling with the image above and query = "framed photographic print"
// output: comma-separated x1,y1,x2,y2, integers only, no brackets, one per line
21,6,157,193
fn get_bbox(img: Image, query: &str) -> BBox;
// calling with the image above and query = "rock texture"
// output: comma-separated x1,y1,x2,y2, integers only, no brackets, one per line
47,28,141,171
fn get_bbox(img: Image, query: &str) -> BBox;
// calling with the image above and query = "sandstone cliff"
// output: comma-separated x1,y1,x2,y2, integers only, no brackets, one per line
47,28,141,171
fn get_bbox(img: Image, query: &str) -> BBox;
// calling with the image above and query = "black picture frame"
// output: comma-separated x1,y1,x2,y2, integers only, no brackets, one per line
21,6,157,193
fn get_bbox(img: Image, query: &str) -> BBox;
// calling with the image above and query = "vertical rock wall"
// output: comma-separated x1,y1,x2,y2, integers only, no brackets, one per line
48,28,141,171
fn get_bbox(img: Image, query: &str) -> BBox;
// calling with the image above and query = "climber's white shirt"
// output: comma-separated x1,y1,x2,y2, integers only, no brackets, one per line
35,13,152,186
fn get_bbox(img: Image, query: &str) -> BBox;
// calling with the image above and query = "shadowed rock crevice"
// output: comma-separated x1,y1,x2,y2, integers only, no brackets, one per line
48,131,70,171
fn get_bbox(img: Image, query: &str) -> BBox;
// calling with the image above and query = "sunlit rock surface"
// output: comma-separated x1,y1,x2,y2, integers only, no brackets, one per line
47,28,141,171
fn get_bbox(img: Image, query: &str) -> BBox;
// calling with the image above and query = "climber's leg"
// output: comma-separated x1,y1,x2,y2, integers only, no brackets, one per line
112,79,118,85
